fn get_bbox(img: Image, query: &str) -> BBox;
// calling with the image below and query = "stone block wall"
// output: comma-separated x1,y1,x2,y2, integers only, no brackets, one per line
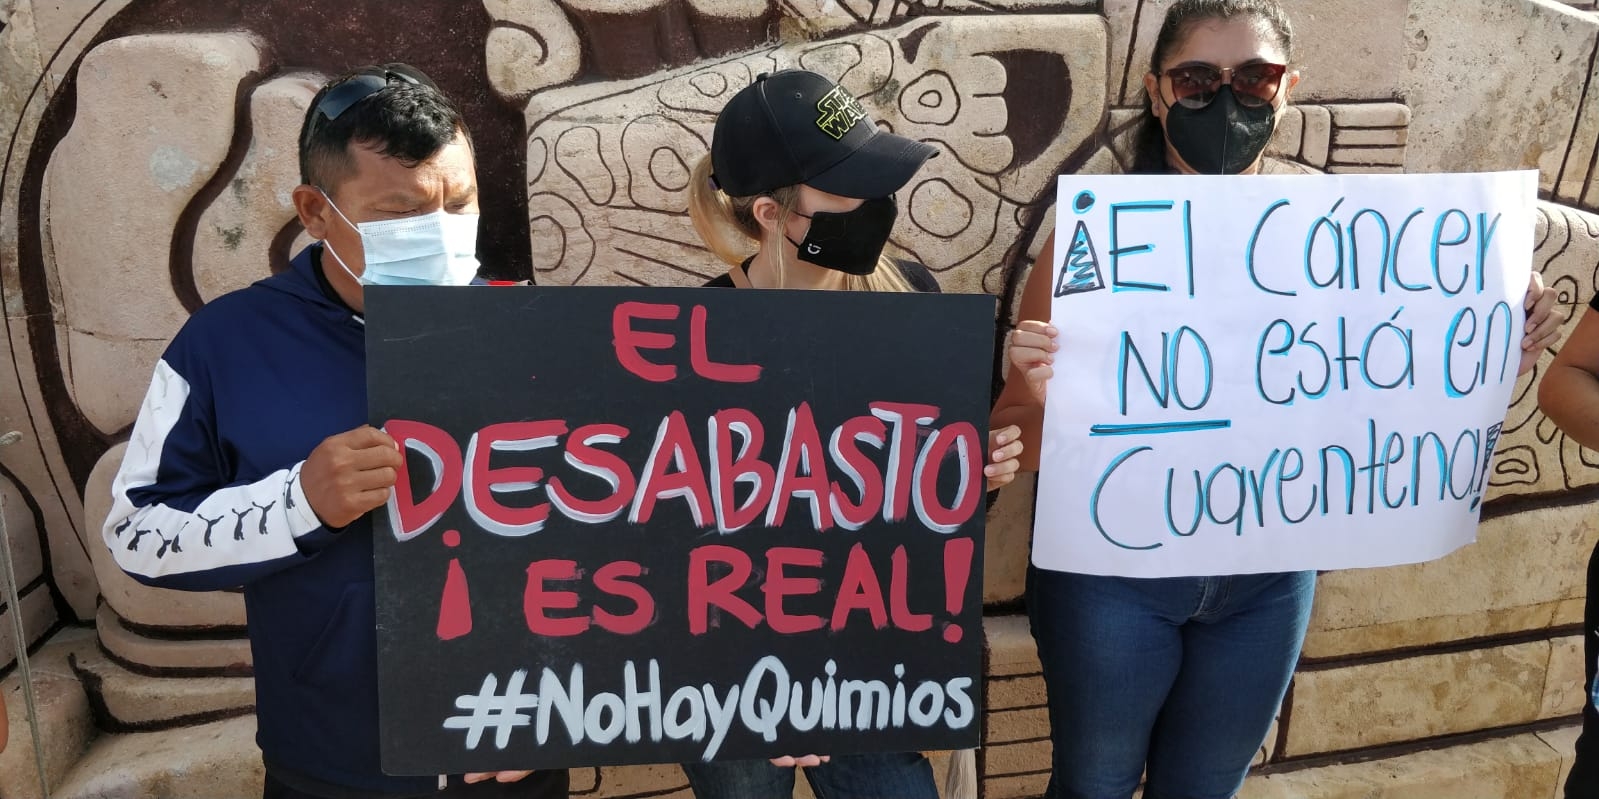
1,0,1599,796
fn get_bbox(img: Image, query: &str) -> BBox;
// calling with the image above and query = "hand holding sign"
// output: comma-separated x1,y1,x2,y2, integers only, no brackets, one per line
463,770,535,784
1519,271,1559,376
769,755,831,767
984,426,1025,490
1007,321,1059,403
302,425,402,529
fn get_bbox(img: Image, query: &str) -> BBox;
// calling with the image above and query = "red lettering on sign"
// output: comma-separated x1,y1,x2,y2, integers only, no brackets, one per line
384,419,464,541
612,302,680,382
593,560,654,634
523,559,588,636
687,545,762,634
763,547,825,634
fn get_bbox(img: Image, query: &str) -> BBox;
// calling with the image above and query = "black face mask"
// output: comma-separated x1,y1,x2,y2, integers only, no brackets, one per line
1163,86,1278,175
786,196,897,276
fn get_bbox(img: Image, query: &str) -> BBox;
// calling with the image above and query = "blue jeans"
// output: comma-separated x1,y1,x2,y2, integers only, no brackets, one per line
1026,567,1315,799
681,752,937,799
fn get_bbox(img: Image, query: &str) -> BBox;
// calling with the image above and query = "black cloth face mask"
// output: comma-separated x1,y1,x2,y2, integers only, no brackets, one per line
1163,86,1278,175
785,195,898,276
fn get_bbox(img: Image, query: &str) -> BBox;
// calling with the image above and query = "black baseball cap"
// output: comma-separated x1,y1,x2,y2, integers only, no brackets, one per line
710,70,937,199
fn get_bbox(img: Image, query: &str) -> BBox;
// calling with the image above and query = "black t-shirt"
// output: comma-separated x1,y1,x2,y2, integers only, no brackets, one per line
704,257,941,293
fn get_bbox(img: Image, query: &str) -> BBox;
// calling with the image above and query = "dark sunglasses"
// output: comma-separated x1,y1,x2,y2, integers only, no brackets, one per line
1158,62,1288,109
301,63,437,146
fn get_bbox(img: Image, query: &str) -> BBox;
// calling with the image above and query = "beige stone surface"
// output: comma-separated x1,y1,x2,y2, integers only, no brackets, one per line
61,331,169,438
97,604,252,674
69,644,254,728
1283,640,1550,757
1492,202,1599,498
48,33,263,434
1303,501,1596,659
0,628,97,799
985,473,1033,605
2,474,44,589
580,763,692,797
1329,145,1406,167
1239,731,1563,799
2,0,142,624
85,444,247,634
1566,47,1599,206
1335,127,1410,148
0,585,54,672
193,74,320,304
483,0,582,101
988,674,1048,714
984,771,1049,799
0,322,97,622
1404,0,1598,192
987,707,1050,746
26,0,134,94
1113,0,1407,106
984,738,1051,779
49,715,263,799
523,15,1108,297
986,614,1040,678
1300,104,1332,168
1269,107,1304,161
1539,723,1582,790
1545,634,1588,720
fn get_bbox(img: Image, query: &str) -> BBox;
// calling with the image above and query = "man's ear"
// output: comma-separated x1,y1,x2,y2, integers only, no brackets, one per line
292,184,331,240
750,195,783,235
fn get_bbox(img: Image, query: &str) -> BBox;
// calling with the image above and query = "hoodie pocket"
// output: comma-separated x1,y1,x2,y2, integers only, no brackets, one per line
292,581,375,691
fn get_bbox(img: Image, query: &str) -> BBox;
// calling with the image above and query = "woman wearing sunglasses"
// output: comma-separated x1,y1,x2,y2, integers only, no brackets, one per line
676,68,1023,799
993,2,1558,797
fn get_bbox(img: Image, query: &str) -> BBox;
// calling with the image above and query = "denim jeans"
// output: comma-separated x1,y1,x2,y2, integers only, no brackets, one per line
681,752,937,799
1026,567,1315,799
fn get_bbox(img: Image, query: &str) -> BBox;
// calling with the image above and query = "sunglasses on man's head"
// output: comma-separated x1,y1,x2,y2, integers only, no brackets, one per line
1158,62,1288,109
302,63,437,145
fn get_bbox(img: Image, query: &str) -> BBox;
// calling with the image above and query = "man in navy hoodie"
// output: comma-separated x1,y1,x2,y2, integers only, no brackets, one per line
102,64,568,799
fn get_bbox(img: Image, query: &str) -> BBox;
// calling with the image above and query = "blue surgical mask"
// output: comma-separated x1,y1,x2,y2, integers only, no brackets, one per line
320,191,480,286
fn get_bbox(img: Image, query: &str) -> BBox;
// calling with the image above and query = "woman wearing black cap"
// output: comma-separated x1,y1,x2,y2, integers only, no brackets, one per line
677,69,1019,799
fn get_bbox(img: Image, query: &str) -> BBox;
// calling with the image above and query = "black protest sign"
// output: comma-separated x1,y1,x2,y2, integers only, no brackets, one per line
365,285,994,773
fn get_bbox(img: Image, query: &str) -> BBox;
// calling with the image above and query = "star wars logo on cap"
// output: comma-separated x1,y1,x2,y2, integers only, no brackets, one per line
815,86,868,140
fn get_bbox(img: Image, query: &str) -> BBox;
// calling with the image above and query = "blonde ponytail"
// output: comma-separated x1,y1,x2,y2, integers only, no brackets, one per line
689,156,753,267
688,154,920,294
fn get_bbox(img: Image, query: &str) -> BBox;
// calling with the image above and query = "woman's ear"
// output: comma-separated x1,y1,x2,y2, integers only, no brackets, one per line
1283,69,1302,102
750,195,783,235
1143,72,1166,122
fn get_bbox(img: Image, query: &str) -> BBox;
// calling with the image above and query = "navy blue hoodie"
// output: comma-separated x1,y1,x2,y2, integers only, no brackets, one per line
103,245,438,798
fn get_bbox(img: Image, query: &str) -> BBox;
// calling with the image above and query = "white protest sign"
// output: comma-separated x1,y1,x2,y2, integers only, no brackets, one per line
1033,171,1537,578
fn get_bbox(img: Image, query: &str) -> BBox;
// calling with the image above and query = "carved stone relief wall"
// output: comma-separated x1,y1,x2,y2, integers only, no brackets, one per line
1,0,1598,796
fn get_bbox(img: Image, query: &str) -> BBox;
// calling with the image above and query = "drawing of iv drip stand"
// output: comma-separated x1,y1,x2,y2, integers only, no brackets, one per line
1054,191,1107,298
0,431,52,798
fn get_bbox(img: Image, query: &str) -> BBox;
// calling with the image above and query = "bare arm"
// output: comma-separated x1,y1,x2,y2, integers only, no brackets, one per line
990,231,1057,473
1539,307,1599,449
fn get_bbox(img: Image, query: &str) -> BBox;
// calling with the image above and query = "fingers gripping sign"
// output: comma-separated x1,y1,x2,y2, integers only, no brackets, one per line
1008,321,1060,404
984,425,1025,491
1518,271,1561,377
302,425,404,529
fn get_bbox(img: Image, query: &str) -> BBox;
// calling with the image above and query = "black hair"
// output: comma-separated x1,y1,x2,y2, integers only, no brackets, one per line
1129,0,1294,174
298,72,471,191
